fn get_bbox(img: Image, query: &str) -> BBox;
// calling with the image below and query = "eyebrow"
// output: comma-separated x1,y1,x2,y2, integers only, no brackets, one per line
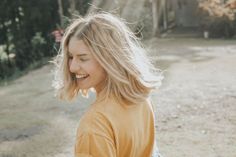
77,54,87,56
69,53,88,57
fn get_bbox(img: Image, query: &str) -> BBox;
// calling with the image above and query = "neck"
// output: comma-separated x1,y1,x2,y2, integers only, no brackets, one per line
94,86,107,103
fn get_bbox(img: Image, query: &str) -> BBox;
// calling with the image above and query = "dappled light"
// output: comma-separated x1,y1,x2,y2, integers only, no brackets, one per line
0,0,236,157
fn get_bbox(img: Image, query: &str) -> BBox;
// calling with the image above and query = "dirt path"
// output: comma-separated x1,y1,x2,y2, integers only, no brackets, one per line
0,38,235,157
147,38,236,157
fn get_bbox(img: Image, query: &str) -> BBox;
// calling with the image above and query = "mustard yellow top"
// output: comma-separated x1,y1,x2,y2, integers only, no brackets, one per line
74,98,155,157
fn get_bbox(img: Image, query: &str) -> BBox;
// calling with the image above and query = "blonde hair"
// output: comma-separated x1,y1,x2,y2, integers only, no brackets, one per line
53,12,163,104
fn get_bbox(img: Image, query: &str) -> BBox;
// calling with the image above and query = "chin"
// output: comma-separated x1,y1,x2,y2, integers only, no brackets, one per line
79,86,89,90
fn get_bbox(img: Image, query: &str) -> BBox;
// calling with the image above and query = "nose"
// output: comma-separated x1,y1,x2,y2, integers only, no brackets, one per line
69,58,80,73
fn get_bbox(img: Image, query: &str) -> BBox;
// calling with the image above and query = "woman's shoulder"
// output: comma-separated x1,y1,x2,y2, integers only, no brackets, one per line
79,107,108,127
77,104,113,134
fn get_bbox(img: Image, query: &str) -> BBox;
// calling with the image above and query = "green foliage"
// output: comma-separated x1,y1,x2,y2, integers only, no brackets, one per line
60,0,92,28
0,0,92,80
0,0,59,78
200,16,236,38
77,0,93,15
209,18,235,38
61,0,92,16
199,0,236,38
31,32,47,60
0,59,16,79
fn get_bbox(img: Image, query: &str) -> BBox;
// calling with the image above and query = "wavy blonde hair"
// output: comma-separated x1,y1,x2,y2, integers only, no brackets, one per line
53,12,163,104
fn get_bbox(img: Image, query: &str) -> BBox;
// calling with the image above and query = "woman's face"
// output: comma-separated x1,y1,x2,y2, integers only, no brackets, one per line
68,37,107,93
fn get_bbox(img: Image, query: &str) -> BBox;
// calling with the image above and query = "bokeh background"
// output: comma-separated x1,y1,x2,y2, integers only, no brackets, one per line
0,0,236,157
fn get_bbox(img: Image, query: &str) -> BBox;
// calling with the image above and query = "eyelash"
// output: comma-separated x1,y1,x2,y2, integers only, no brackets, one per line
80,58,88,62
68,56,88,62
68,56,73,59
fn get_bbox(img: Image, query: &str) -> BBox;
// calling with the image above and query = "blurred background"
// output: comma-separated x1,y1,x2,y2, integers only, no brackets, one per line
0,0,236,157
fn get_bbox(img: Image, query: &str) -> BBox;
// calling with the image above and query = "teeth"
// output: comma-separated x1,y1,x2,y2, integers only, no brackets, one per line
76,74,88,79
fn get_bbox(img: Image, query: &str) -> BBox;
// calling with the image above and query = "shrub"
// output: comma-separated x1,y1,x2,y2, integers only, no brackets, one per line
198,0,236,38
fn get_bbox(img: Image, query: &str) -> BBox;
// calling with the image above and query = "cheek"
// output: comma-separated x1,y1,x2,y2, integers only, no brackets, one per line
68,59,72,72
88,64,101,74
86,62,106,77
96,65,107,80
68,59,71,67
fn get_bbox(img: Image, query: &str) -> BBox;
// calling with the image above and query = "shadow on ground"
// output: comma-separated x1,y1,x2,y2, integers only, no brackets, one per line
0,38,236,157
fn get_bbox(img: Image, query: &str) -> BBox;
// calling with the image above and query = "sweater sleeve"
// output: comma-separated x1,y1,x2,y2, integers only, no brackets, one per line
75,132,116,157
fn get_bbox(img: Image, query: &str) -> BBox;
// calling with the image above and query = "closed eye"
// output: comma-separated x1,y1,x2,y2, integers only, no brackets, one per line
80,58,89,62
68,55,73,59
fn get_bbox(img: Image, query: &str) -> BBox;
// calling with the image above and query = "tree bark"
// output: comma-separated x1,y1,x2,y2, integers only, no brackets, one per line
87,0,147,31
69,0,76,15
163,0,168,30
152,0,160,36
87,0,116,13
57,0,64,26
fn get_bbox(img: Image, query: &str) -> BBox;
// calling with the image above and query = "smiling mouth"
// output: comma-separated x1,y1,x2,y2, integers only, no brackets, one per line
75,74,89,80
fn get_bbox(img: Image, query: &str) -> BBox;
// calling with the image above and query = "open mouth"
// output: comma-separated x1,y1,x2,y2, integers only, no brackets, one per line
75,74,89,80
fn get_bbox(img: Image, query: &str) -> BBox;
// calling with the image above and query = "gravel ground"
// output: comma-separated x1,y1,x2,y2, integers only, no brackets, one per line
0,38,235,157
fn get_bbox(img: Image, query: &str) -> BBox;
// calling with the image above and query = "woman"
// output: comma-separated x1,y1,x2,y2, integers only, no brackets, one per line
53,12,163,157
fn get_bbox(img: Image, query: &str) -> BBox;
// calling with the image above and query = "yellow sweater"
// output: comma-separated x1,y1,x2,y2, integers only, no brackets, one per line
74,98,155,157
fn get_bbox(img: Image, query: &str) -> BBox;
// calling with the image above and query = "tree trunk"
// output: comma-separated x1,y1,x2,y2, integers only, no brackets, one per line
6,41,11,67
69,0,76,15
163,0,168,30
87,0,147,31
120,0,146,30
87,0,116,13
152,0,160,36
57,0,63,26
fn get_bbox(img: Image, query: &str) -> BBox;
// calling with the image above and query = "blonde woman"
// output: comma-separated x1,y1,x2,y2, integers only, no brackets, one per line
53,12,163,157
